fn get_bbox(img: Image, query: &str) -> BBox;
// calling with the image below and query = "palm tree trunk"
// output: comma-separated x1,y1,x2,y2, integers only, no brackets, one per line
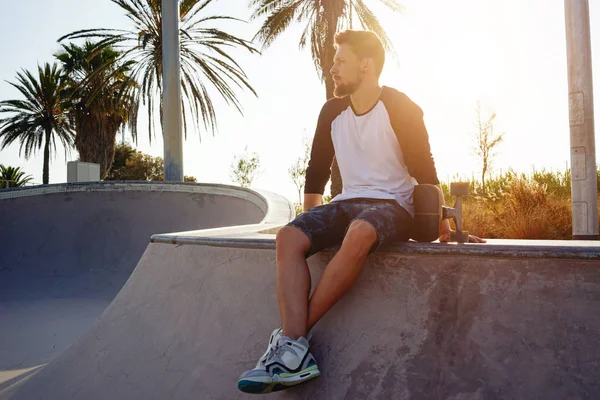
75,111,120,179
43,127,51,184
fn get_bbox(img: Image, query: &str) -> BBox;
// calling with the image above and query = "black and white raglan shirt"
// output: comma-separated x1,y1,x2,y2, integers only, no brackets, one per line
304,86,440,217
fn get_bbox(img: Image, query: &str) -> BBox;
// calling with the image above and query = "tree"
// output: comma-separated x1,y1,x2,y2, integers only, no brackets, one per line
105,143,197,181
107,142,137,178
473,101,504,195
288,135,311,204
249,0,403,197
60,0,258,142
0,165,33,188
105,143,162,180
230,147,260,188
55,41,138,179
0,63,74,184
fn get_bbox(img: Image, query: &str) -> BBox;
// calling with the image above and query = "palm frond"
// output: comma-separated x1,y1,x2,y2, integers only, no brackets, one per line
353,0,399,62
58,28,130,43
253,1,305,47
251,0,403,82
59,0,258,142
377,0,403,13
0,164,34,187
250,0,291,20
182,0,213,20
54,39,138,177
0,63,74,182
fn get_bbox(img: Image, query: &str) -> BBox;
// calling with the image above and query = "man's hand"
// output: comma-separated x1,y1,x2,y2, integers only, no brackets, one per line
438,230,487,243
435,184,486,243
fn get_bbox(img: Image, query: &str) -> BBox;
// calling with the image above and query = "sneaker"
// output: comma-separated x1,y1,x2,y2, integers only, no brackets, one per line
256,328,313,368
237,336,321,394
255,328,282,368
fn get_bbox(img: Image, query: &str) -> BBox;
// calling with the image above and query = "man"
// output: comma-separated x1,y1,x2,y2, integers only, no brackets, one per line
237,29,485,394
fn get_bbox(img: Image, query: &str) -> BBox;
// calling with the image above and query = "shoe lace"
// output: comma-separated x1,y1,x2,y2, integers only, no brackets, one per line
262,341,297,365
260,347,276,365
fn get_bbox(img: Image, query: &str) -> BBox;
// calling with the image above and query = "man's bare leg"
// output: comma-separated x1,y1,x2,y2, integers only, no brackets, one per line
275,226,312,340
306,220,377,331
276,220,377,339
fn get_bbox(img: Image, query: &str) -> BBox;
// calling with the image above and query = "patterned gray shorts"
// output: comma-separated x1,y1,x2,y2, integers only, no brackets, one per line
286,198,413,257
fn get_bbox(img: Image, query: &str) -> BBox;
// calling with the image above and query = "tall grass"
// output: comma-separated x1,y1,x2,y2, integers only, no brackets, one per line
441,167,600,239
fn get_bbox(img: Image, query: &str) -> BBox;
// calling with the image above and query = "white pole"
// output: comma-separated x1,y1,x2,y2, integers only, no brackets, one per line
162,0,184,181
564,0,599,240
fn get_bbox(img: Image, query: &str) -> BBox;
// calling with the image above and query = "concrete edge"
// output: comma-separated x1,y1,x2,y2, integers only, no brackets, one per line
0,365,45,395
151,225,600,260
5,182,597,260
0,181,295,226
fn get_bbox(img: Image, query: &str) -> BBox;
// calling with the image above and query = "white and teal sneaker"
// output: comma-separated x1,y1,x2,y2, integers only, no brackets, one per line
238,336,321,394
256,328,313,368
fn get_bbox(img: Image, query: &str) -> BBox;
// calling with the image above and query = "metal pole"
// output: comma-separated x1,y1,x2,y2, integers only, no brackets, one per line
564,0,599,240
162,0,184,181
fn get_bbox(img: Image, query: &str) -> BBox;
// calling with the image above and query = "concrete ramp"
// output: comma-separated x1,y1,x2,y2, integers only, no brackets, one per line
3,227,599,399
0,182,293,392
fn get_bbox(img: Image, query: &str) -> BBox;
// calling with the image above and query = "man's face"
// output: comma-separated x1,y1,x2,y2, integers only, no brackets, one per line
330,43,364,98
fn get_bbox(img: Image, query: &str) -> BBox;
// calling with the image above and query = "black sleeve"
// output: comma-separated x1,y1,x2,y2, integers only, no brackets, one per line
304,103,335,194
387,91,440,185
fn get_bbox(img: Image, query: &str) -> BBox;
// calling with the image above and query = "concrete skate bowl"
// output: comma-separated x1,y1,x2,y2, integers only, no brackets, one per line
0,182,294,391
3,212,600,400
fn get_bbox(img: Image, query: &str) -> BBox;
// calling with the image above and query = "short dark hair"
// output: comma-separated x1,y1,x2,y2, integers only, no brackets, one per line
334,30,385,77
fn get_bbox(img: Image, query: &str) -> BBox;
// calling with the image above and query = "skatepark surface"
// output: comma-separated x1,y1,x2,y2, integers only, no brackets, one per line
1,182,600,399
0,182,293,394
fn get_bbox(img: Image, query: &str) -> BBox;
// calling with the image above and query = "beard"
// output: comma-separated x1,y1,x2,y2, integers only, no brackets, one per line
333,72,363,98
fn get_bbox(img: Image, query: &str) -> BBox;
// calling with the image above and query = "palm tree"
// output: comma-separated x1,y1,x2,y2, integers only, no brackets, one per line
55,41,138,178
0,164,34,188
0,63,74,184
250,0,403,197
59,0,259,142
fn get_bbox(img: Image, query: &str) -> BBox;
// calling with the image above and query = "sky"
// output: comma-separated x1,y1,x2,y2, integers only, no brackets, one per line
1,0,599,204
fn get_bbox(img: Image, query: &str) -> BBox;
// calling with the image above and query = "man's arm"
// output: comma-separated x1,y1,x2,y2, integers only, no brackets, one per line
392,94,440,187
303,102,336,210
303,193,322,211
384,90,485,243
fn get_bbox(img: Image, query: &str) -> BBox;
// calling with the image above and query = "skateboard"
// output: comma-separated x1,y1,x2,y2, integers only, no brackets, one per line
412,182,470,243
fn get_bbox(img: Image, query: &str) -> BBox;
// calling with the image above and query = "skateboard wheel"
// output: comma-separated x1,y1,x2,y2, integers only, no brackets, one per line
450,182,470,196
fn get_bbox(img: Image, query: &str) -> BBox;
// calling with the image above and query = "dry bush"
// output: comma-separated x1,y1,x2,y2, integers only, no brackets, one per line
442,167,600,239
461,179,575,239
462,200,496,238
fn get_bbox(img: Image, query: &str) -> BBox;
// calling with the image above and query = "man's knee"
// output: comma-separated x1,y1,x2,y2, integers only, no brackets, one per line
276,226,311,255
342,220,378,256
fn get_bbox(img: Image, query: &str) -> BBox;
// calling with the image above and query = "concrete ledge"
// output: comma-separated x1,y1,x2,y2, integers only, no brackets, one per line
151,225,600,260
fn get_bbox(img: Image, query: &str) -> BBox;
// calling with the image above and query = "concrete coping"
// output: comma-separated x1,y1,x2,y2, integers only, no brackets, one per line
4,182,598,260
151,224,600,260
0,181,295,226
